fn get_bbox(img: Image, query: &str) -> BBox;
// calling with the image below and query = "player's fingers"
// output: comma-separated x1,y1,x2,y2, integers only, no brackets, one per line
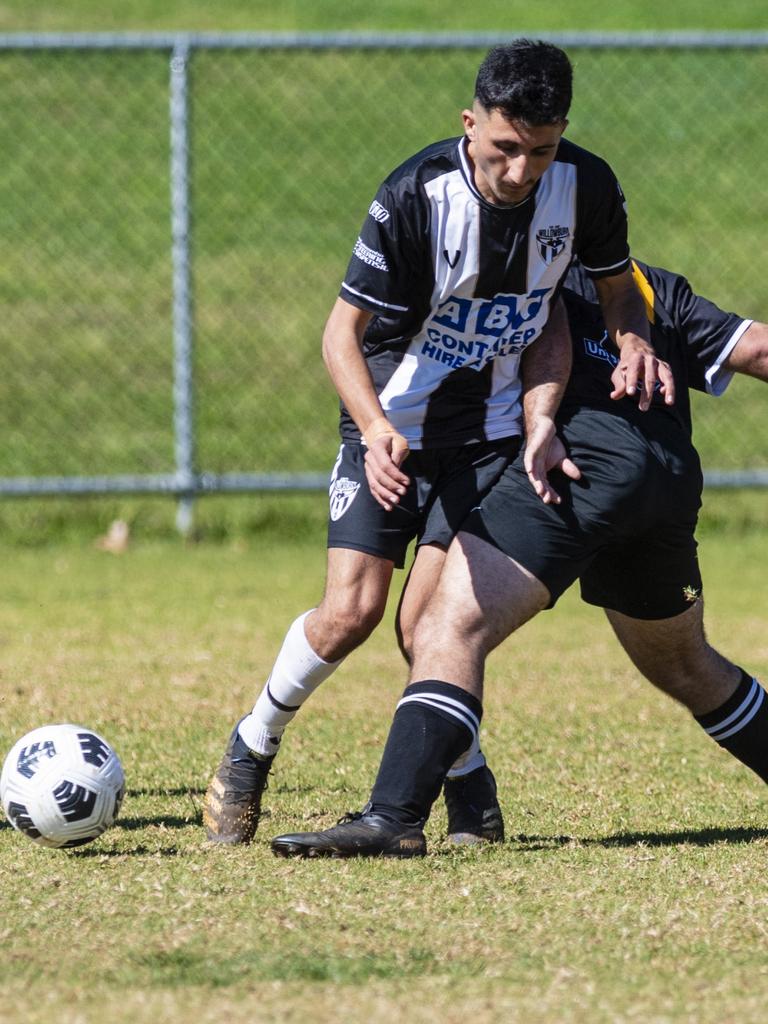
526,464,561,506
365,448,409,491
390,434,411,468
560,457,581,481
621,357,639,397
367,460,407,492
610,363,628,400
658,360,676,405
366,471,404,506
363,470,400,511
639,356,659,412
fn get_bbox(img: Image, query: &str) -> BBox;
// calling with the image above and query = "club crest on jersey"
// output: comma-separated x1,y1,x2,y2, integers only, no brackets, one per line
536,225,570,265
329,476,361,521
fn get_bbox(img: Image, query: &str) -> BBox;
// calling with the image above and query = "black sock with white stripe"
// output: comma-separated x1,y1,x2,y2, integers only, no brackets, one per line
694,670,768,784
368,680,482,827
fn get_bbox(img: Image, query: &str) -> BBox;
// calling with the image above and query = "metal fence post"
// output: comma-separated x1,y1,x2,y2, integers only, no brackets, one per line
169,41,196,535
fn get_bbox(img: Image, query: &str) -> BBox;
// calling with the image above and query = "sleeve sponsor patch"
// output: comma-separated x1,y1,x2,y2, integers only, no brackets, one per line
353,237,389,272
368,199,390,223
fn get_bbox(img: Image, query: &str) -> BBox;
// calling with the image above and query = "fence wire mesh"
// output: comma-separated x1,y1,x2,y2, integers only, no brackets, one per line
0,39,766,495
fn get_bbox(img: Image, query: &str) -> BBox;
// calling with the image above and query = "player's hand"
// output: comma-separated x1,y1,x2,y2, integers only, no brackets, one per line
524,419,581,505
610,341,675,411
363,417,410,511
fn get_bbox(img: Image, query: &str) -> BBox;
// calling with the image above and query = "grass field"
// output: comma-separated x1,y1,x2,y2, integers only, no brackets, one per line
1,0,767,33
1,524,767,1023
1,3,767,1020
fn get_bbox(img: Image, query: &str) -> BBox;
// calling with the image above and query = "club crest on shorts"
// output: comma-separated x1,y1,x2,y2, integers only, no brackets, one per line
536,225,570,265
329,476,361,521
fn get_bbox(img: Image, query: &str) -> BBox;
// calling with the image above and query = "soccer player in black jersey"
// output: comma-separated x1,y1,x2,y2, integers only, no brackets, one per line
203,40,672,846
270,261,768,858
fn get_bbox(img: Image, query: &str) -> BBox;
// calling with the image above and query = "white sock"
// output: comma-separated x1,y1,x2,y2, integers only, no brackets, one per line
238,610,343,757
446,733,487,778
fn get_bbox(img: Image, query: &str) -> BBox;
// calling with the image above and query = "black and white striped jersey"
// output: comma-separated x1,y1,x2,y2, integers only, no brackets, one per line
338,134,630,449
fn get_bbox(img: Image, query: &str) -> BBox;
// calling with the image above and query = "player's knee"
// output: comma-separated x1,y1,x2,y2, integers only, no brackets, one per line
315,594,386,651
412,601,489,662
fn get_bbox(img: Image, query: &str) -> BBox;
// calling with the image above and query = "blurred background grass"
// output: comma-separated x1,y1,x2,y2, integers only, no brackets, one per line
1,0,766,32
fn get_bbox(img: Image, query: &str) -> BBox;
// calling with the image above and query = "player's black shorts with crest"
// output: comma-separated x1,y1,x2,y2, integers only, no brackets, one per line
327,437,521,568
461,407,704,620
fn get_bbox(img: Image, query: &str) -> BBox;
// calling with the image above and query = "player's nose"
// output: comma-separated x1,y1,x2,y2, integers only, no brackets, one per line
505,154,531,185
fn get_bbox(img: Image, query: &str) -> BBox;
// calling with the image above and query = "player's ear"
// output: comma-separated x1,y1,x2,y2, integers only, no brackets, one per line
462,109,477,140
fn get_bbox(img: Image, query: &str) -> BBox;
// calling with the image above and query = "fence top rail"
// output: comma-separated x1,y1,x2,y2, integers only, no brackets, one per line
1,30,768,51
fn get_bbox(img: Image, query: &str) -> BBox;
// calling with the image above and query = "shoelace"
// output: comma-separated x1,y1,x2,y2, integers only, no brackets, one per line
334,810,365,826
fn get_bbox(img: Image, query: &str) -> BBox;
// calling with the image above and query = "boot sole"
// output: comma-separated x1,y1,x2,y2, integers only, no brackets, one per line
271,840,425,859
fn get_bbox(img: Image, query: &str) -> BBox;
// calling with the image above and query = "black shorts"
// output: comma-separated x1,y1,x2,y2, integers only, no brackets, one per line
461,410,704,620
327,437,521,569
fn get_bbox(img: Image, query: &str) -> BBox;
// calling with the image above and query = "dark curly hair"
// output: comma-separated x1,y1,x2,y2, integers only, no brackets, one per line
474,40,573,125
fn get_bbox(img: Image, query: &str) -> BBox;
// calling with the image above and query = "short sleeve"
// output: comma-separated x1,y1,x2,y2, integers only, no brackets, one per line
339,182,427,316
649,266,752,396
575,159,631,280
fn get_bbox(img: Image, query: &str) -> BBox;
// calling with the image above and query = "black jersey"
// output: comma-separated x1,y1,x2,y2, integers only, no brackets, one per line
561,259,752,436
338,135,630,449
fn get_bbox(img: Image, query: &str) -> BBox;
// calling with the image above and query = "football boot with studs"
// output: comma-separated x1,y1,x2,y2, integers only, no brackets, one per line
271,807,426,859
203,721,274,845
443,764,504,845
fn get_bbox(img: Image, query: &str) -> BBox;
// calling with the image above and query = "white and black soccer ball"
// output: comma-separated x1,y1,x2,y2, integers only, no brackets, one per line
0,724,125,849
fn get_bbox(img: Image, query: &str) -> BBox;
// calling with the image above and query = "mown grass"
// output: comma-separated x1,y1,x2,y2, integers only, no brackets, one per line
1,528,767,1022
1,0,767,32
1,4,766,1022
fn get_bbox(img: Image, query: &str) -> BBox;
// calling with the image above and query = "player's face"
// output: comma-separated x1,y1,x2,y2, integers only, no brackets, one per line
463,104,567,205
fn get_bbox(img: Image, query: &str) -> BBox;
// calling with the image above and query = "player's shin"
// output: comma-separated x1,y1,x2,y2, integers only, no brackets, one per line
238,610,344,757
694,669,768,784
368,680,482,825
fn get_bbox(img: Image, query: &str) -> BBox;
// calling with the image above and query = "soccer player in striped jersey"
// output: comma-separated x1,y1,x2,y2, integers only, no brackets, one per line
270,260,768,857
203,40,672,846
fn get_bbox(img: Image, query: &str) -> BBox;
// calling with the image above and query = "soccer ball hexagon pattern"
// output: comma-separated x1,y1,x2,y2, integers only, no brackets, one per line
0,724,125,848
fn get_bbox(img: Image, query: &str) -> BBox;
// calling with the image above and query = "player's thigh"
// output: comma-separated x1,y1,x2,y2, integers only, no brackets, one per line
396,542,448,659
416,530,549,659
460,461,595,608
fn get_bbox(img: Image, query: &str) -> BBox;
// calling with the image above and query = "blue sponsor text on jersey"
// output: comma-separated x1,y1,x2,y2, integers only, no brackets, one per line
422,288,552,370
583,333,618,367
582,334,662,395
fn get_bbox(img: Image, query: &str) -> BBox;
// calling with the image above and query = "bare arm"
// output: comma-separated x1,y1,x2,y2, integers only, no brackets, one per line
596,270,676,410
520,298,579,504
322,297,410,510
724,321,768,382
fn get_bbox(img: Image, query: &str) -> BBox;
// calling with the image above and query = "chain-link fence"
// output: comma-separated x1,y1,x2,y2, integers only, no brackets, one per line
1,33,767,528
